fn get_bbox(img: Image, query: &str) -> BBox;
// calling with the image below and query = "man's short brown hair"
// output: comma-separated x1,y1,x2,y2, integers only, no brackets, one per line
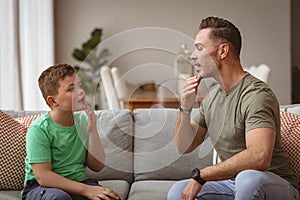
200,16,242,58
38,63,76,106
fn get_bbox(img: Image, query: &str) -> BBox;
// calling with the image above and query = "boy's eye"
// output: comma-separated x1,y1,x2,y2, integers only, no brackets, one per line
68,86,74,91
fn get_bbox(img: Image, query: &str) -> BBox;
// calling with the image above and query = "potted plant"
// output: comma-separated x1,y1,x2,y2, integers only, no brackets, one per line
72,28,111,109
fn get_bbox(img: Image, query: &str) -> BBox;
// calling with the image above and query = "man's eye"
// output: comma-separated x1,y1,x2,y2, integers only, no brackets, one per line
196,46,202,51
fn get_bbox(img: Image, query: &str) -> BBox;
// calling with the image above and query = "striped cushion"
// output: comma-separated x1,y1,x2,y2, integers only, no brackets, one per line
14,113,42,130
0,111,40,190
280,111,300,187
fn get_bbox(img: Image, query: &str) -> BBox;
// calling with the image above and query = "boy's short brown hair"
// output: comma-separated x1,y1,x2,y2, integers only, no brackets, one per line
38,63,76,106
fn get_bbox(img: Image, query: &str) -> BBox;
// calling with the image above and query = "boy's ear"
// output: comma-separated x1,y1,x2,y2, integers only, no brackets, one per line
46,96,58,107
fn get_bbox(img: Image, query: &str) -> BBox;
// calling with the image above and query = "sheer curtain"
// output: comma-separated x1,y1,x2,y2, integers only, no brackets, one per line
0,0,54,110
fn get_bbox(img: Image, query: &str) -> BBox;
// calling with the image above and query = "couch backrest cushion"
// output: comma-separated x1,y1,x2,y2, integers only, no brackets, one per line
0,110,41,190
280,104,300,115
280,110,300,188
133,108,213,181
86,110,134,184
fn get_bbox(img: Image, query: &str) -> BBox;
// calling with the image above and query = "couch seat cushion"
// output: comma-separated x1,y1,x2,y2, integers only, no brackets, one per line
127,180,176,200
0,191,21,200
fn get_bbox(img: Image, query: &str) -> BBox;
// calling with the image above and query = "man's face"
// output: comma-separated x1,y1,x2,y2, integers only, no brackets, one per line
191,28,220,78
53,73,86,112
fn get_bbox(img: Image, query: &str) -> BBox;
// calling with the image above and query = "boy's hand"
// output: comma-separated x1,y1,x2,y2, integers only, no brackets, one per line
85,185,120,200
83,102,97,134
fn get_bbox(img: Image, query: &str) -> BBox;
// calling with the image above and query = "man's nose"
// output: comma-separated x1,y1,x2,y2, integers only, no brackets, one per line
191,51,197,60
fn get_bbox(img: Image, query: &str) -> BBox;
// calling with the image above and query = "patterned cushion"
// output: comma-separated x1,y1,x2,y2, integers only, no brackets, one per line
0,111,40,190
280,111,300,187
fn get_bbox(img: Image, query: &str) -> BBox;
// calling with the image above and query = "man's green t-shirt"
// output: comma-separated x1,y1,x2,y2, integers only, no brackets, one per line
24,112,89,185
193,72,298,189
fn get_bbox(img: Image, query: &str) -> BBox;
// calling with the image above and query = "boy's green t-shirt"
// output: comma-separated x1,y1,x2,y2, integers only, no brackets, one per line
193,72,298,189
24,112,89,185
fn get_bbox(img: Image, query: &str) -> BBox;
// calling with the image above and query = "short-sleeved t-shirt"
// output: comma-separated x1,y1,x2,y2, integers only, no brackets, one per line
193,72,298,189
24,112,89,185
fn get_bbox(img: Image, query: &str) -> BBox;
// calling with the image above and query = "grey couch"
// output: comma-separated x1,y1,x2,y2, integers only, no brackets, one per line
1,108,213,200
2,105,299,199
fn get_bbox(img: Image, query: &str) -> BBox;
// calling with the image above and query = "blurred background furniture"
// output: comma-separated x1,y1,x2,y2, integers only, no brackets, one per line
101,66,202,110
100,66,120,109
111,67,130,109
244,64,271,83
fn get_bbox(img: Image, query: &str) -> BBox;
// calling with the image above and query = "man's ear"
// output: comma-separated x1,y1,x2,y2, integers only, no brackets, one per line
46,96,58,107
219,43,229,59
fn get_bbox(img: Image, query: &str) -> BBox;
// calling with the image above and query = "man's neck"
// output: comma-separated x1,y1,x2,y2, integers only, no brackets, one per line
218,62,246,92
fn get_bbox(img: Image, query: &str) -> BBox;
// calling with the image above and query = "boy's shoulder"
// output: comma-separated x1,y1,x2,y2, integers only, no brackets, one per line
30,112,50,127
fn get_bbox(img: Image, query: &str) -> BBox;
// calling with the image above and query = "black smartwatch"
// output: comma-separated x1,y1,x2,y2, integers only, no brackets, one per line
191,168,206,185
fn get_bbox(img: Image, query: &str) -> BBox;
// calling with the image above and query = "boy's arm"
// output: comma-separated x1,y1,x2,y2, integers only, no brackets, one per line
84,103,106,172
31,163,119,200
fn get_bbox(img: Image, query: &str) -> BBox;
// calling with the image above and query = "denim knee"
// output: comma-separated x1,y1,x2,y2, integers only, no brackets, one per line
167,184,182,200
43,189,72,200
236,170,264,190
167,179,190,200
235,170,299,200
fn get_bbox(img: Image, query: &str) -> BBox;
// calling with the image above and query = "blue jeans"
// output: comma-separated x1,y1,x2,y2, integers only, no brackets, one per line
168,170,299,200
22,179,117,200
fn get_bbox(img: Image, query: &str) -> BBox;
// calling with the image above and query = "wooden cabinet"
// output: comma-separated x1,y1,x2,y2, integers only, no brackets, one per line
121,89,202,111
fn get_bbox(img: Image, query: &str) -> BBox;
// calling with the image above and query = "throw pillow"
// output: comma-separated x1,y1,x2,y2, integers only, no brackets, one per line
14,113,42,131
0,111,40,190
280,111,300,186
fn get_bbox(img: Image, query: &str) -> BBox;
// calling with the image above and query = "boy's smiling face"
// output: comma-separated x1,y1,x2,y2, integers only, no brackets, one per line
51,73,86,112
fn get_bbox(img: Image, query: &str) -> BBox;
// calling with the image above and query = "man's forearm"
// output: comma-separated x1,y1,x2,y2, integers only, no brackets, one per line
200,127,276,181
175,112,202,154
200,148,271,182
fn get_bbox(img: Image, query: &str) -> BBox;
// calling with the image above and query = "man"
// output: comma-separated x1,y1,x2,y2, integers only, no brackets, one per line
168,16,299,200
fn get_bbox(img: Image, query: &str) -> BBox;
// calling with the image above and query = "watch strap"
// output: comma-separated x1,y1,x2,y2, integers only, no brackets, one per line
191,168,206,185
179,105,192,114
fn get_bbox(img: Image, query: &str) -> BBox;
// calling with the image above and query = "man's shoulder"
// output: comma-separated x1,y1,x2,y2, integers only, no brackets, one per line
241,74,277,101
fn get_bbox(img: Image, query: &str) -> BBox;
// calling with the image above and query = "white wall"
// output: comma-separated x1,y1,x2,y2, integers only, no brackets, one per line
54,0,291,104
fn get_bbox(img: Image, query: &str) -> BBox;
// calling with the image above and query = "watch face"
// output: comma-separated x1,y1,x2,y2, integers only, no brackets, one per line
191,168,199,178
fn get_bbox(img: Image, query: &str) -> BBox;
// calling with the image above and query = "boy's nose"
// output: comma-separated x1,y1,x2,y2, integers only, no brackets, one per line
78,87,85,95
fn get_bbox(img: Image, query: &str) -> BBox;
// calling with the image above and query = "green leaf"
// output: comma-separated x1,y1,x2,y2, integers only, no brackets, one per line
72,49,86,61
91,29,102,38
97,48,110,60
77,71,92,81
82,28,102,50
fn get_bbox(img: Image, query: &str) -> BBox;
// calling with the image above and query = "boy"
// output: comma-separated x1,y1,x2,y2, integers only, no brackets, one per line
22,64,120,200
